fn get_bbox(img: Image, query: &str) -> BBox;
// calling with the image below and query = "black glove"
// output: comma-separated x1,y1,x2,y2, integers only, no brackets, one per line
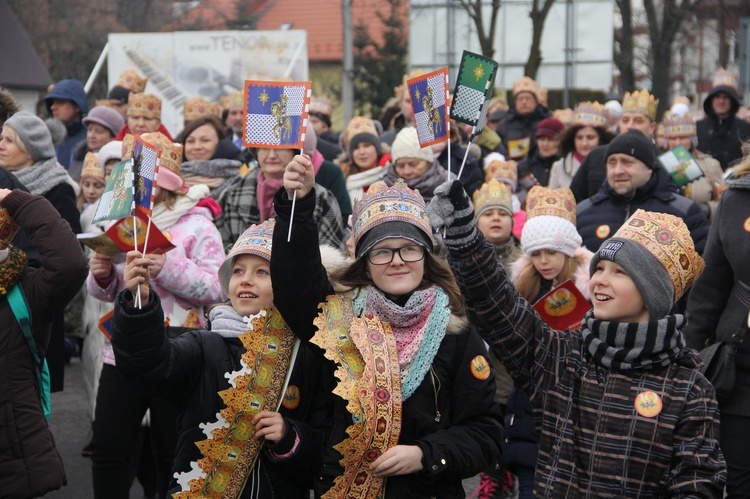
426,180,477,249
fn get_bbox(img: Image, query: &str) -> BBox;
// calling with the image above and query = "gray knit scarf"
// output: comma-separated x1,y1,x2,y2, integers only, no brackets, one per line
208,304,252,338
581,312,687,370
180,158,241,179
13,158,72,196
384,159,450,202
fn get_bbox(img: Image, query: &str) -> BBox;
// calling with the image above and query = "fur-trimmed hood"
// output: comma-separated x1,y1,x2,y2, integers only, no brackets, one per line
318,243,469,334
510,246,594,300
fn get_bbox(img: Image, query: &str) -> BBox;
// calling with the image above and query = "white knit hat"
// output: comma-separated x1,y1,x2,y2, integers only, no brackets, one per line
520,186,581,257
98,141,123,173
391,127,433,164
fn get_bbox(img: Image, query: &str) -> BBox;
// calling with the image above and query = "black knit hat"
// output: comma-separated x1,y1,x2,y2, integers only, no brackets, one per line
605,130,655,169
107,85,130,104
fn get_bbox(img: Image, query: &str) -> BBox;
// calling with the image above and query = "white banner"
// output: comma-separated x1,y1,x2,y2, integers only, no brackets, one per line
107,31,308,137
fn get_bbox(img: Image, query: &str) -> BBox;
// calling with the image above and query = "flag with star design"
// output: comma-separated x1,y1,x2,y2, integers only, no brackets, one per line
242,80,313,149
408,67,449,148
450,51,498,128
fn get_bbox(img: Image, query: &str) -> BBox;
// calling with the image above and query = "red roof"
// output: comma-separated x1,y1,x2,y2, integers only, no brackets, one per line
171,0,408,63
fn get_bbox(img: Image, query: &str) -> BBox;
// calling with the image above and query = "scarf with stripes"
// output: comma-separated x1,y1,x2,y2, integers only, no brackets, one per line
581,312,686,370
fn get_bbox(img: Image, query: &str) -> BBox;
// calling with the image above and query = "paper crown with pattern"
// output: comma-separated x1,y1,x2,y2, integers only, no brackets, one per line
127,93,162,119
0,208,20,250
609,209,705,302
484,159,518,186
712,68,739,91
574,101,609,128
553,108,575,125
220,91,244,110
309,97,334,117
473,179,513,218
662,115,696,138
672,95,690,106
117,70,148,94
81,152,104,181
95,99,112,108
183,97,221,122
351,180,432,249
218,219,275,294
513,76,540,100
525,186,576,225
622,90,658,121
342,116,378,150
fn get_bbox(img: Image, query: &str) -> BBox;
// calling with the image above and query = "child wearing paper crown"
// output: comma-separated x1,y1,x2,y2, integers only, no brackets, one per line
271,154,503,498
428,179,726,496
86,132,226,499
511,186,593,303
78,151,107,212
112,220,332,497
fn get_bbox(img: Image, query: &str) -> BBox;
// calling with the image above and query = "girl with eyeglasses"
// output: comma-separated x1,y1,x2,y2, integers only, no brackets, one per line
269,154,503,498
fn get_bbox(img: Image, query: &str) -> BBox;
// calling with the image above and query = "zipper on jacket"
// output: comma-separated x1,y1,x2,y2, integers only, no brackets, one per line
429,365,442,423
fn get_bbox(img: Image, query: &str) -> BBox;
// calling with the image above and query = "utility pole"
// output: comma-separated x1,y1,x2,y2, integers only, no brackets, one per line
563,0,574,108
342,0,354,124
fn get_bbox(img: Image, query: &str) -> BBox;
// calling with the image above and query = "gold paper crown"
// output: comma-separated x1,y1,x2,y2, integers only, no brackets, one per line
117,70,147,94
622,90,658,121
612,209,705,302
553,108,575,125
309,97,334,117
662,115,696,138
574,101,609,128
351,180,431,249
220,91,244,111
473,179,513,217
81,152,104,181
183,97,221,122
0,208,20,250
484,160,518,184
95,99,113,108
128,93,162,119
513,76,540,100
672,95,690,106
228,219,275,263
712,68,739,91
342,116,377,149
142,132,182,177
525,186,576,225
537,87,548,106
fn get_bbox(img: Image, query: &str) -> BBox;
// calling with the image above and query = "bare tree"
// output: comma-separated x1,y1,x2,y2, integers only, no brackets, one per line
524,0,556,79
457,0,503,59
643,0,702,117
614,0,636,93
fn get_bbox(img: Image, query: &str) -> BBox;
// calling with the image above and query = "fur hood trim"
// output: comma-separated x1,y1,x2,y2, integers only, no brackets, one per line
511,246,594,300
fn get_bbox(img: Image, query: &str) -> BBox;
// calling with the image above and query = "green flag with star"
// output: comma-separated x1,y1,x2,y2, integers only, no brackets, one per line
450,51,498,127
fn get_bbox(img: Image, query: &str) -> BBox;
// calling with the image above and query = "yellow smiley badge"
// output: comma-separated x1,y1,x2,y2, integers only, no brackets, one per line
470,356,491,380
744,217,750,232
282,385,301,410
634,391,663,418
596,225,611,239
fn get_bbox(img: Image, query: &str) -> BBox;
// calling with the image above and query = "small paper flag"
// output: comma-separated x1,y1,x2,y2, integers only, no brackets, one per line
92,159,134,224
532,280,592,331
243,80,313,149
98,309,114,340
133,137,160,217
104,211,175,255
408,67,450,148
450,51,498,128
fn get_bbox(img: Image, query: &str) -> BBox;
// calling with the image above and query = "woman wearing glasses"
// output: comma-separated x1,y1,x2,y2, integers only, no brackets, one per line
269,154,503,498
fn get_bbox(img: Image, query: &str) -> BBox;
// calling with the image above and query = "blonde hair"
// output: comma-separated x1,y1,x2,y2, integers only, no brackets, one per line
2,126,28,153
515,254,578,302
733,142,750,176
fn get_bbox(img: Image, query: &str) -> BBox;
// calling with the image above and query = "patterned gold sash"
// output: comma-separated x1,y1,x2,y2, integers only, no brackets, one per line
173,308,296,498
313,295,403,499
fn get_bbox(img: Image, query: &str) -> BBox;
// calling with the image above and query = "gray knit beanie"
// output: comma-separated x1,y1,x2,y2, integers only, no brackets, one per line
4,111,56,162
590,237,673,319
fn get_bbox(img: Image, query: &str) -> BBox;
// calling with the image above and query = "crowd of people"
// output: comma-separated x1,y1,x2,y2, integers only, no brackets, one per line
1,64,749,498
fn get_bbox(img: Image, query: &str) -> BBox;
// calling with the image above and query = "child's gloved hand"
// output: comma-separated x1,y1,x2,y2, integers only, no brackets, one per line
426,180,477,249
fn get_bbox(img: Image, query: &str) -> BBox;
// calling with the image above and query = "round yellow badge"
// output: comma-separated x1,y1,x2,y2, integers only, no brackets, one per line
596,225,610,239
470,356,491,380
282,385,301,410
744,217,750,232
634,391,663,418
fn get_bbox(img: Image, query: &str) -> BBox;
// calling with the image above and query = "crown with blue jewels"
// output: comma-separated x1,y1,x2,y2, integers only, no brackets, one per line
574,101,609,128
662,115,696,138
351,180,432,248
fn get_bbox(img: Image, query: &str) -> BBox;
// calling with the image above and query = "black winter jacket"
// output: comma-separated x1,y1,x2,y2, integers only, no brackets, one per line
496,106,550,160
112,291,332,498
696,86,750,171
576,166,709,254
270,189,503,498
516,150,559,189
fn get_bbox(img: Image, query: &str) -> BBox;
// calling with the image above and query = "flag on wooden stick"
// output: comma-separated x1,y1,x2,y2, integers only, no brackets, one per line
243,80,313,149
450,51,498,132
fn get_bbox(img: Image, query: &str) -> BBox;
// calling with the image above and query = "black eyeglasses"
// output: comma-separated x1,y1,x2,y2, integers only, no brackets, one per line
367,245,426,265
